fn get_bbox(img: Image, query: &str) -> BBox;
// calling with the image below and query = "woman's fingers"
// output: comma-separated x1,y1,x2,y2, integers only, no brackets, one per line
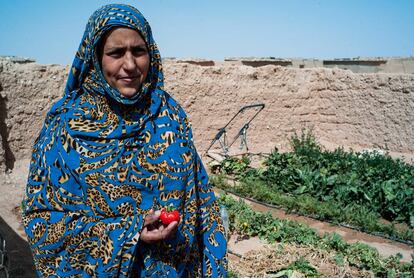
140,210,180,243
141,228,157,243
161,221,178,239
140,210,160,243
140,221,179,243
143,210,161,226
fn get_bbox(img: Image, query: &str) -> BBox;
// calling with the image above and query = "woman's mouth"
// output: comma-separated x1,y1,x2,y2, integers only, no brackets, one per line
118,76,139,83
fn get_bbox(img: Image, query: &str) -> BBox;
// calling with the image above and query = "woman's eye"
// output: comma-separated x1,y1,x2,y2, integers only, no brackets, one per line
133,47,148,56
107,50,123,58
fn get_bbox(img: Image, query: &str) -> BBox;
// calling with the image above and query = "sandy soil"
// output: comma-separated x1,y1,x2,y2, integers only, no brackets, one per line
228,240,374,277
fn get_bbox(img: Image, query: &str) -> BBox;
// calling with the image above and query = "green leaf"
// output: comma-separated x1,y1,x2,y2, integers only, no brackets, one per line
295,185,307,194
270,269,293,278
410,215,414,228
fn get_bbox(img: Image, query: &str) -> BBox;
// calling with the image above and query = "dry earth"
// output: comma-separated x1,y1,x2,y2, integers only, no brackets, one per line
227,239,375,278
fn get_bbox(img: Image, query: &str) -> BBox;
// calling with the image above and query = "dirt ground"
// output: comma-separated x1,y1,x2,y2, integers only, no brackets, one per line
227,238,375,278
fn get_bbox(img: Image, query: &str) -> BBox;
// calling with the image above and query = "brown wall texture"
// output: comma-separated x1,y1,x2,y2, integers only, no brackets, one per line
0,58,413,172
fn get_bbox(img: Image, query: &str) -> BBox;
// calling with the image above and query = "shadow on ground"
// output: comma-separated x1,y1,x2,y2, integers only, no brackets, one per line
0,216,36,277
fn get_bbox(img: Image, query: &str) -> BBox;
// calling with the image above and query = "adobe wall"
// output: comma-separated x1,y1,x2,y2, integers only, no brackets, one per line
163,60,414,161
0,57,413,172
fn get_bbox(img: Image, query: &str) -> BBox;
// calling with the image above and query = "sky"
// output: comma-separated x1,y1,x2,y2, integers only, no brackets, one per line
1,0,414,65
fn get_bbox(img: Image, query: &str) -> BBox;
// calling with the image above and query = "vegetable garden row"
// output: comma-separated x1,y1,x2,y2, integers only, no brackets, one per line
211,131,414,277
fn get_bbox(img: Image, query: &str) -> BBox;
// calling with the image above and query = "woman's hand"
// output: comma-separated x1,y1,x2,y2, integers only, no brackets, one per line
140,209,179,244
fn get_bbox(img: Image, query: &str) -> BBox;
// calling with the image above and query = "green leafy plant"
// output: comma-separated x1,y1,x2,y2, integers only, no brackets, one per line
285,256,319,277
227,270,238,278
273,257,319,278
218,194,414,276
214,155,251,177
210,129,414,242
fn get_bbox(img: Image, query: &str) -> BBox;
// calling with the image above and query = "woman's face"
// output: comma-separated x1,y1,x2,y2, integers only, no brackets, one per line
100,27,150,98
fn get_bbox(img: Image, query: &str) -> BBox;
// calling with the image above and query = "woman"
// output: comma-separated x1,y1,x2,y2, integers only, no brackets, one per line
22,4,227,277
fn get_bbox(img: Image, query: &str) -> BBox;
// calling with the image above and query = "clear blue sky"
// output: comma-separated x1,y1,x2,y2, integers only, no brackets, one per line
1,0,413,65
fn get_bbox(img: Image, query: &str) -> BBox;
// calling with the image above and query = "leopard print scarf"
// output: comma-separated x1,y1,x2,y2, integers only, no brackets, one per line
22,4,227,277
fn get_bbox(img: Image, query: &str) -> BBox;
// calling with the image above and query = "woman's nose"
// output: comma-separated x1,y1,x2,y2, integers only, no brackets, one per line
123,52,136,71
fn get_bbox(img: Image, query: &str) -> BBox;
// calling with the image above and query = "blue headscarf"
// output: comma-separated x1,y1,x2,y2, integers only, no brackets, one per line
22,4,227,277
67,4,163,105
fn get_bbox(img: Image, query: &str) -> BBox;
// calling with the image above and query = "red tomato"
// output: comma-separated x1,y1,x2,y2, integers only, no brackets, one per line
160,209,180,225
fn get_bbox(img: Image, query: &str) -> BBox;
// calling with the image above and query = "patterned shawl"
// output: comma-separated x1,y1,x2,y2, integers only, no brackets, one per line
22,4,227,277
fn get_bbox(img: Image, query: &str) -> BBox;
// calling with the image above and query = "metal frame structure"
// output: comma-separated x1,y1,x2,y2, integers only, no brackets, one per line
205,103,265,156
